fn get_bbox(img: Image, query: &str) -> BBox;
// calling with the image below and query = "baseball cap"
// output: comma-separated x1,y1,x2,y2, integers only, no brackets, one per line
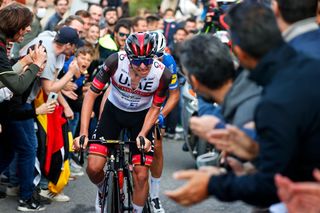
54,26,83,47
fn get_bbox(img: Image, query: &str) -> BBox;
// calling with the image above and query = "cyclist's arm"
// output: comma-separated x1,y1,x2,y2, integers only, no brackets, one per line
139,104,161,137
161,88,179,117
80,89,100,137
139,68,172,136
80,53,118,137
161,55,180,117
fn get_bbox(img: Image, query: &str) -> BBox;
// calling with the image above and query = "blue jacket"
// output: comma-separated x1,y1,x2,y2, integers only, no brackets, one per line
44,13,62,31
289,28,320,59
208,42,320,207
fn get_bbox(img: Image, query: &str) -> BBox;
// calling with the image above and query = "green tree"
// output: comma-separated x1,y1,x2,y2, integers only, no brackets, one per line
129,0,162,16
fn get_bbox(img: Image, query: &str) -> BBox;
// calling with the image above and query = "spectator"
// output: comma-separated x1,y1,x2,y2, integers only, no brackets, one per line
121,0,129,17
146,15,160,31
88,4,103,25
55,15,84,37
11,0,48,59
75,10,91,38
163,8,178,45
70,0,98,15
160,0,179,14
0,3,46,95
105,0,122,17
183,35,261,141
272,0,320,58
184,17,198,35
275,169,320,213
1,47,57,211
19,27,82,202
132,16,148,32
83,24,100,84
167,27,188,69
44,0,69,31
61,46,94,137
166,2,320,209
100,7,119,36
99,20,131,61
175,0,203,22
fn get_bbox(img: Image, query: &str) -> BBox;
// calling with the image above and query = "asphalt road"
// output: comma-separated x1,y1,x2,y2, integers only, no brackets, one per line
0,137,251,213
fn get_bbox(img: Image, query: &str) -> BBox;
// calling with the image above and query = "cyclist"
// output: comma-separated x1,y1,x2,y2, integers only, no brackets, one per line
149,31,179,213
74,32,172,213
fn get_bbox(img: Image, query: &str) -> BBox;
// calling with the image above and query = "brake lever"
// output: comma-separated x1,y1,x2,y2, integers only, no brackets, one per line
79,135,85,166
139,136,146,166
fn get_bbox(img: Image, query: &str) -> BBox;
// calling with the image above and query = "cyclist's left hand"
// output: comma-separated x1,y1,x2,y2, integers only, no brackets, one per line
136,136,152,152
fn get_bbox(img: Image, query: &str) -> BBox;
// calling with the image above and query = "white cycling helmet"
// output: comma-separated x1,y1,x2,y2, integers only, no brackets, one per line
150,31,167,56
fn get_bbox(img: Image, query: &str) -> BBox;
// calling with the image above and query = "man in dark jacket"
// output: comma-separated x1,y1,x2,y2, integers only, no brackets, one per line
166,2,320,208
273,0,320,59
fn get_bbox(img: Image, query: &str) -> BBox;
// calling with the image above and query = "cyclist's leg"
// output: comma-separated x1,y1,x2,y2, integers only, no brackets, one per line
150,127,164,177
131,131,154,211
150,128,166,212
87,101,122,185
122,109,154,212
88,101,123,212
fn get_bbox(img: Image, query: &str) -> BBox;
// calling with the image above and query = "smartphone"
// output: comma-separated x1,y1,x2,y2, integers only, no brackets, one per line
47,92,58,103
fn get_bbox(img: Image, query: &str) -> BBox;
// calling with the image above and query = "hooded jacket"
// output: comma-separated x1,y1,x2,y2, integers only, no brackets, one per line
221,69,261,127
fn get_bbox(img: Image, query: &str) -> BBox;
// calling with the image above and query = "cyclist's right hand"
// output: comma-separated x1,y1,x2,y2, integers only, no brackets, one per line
73,135,88,151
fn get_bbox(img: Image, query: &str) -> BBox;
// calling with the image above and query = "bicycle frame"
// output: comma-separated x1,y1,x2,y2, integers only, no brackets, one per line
79,134,152,213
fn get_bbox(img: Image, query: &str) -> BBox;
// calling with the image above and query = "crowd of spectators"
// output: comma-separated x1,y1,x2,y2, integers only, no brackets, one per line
0,0,320,212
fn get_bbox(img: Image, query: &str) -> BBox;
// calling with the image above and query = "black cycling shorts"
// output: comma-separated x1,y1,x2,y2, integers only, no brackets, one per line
88,100,154,166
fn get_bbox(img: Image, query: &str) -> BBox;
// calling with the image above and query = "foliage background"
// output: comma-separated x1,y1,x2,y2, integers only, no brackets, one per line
129,0,162,16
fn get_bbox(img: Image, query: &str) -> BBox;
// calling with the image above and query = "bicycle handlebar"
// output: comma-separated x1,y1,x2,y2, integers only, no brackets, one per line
78,136,147,166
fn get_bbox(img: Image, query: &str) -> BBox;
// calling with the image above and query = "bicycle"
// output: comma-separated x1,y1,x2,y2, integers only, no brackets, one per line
79,134,154,213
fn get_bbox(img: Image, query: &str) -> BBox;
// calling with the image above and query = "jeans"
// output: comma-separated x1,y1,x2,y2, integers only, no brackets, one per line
0,103,38,200
8,153,19,187
68,112,80,137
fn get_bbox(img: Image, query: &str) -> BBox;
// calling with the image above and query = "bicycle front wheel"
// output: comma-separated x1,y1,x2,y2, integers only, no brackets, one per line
104,171,121,213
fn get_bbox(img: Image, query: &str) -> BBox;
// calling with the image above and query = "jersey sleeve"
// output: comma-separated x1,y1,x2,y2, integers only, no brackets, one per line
163,54,178,90
153,67,172,107
90,53,118,94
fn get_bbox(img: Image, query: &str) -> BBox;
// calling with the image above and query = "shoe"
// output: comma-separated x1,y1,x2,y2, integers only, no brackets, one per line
33,188,51,205
6,185,19,196
70,170,84,177
68,175,77,181
175,126,184,133
70,162,84,177
182,142,189,152
17,197,46,212
95,190,106,213
0,191,6,199
0,174,9,186
173,133,184,141
39,189,70,202
165,133,174,139
70,159,82,170
151,197,165,213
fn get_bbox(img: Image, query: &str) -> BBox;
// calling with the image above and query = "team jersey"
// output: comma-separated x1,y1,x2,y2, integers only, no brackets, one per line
161,53,178,90
91,51,172,112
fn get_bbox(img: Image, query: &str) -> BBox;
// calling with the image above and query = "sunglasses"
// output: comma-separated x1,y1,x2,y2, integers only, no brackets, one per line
130,58,153,66
119,32,130,38
155,52,164,58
